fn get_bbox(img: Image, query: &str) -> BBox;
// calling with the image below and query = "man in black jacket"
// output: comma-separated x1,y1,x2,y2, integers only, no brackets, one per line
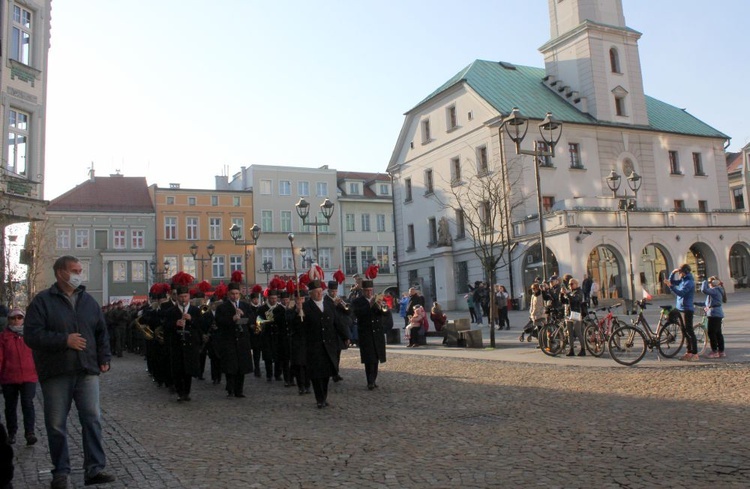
324,280,352,382
24,256,115,488
214,282,253,398
164,286,202,401
352,280,387,390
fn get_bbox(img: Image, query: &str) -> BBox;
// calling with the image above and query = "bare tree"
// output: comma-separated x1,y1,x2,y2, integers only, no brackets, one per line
433,154,529,348
25,219,54,300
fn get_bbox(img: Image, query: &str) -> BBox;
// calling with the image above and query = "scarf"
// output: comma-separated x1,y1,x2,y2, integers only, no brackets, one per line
8,325,23,335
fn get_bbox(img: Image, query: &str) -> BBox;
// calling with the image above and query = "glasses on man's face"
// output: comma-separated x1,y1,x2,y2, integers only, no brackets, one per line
9,316,23,320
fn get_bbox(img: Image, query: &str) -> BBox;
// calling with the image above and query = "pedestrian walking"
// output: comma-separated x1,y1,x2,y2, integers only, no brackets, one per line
665,264,698,361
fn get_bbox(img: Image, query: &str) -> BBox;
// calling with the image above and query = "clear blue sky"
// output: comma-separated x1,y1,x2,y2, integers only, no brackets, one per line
44,0,750,199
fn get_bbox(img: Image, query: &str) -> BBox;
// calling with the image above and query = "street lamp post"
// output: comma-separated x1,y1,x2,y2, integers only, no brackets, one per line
149,260,170,282
295,198,335,264
606,169,642,314
189,243,215,282
299,247,313,268
501,108,563,281
229,223,261,290
260,260,273,284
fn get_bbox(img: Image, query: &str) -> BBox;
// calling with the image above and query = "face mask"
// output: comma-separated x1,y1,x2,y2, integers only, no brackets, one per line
67,273,83,289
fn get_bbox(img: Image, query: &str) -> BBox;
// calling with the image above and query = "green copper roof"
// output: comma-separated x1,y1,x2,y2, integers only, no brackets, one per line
414,59,727,139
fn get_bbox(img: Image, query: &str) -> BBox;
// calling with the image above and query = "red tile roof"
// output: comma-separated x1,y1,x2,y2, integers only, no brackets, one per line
48,176,154,213
726,152,743,173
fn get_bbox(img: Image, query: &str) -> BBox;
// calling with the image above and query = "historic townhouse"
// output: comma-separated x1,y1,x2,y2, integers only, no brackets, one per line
388,0,746,310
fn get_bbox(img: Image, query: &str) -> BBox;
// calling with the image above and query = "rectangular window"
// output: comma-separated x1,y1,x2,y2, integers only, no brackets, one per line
261,248,275,269
407,224,415,250
280,248,293,270
10,5,32,64
113,230,126,249
456,262,469,293
209,217,222,240
299,217,310,233
262,211,273,232
182,256,196,278
455,209,465,239
56,229,70,249
259,180,272,195
481,202,491,232
316,182,328,197
615,96,626,116
211,195,219,206
376,246,390,273
345,213,355,232
298,181,309,196
315,212,330,233
7,109,29,176
733,188,745,210
188,196,197,206
673,199,685,211
698,200,708,212
428,217,437,244
113,261,127,282
477,146,488,174
166,196,175,205
451,157,461,183
447,105,457,130
131,262,146,282
165,217,177,240
212,255,226,279
569,143,583,169
279,180,291,195
535,141,552,167
424,169,434,194
376,214,386,232
317,248,331,269
131,230,144,249
348,182,360,195
361,214,371,232
93,230,106,250
164,256,178,276
186,217,199,240
693,153,705,176
669,151,681,174
229,255,243,273
421,119,431,143
344,246,358,275
75,229,90,249
233,196,241,206
280,210,292,232
360,246,374,272
404,178,412,202
542,196,555,213
378,184,389,196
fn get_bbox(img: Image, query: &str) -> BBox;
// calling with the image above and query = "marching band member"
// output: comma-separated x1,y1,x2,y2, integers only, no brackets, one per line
247,285,264,377
324,280,352,382
163,285,202,401
256,286,285,382
352,280,387,390
214,282,253,398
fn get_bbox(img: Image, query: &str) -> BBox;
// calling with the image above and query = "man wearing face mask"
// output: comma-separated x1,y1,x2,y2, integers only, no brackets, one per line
24,256,115,488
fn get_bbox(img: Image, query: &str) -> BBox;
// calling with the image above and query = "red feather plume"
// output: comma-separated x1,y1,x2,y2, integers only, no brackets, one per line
365,264,379,280
299,273,311,286
171,271,195,286
149,283,171,295
286,279,296,295
263,287,270,298
213,282,228,300
231,270,244,283
270,277,285,290
197,280,212,293
333,268,345,284
251,284,263,294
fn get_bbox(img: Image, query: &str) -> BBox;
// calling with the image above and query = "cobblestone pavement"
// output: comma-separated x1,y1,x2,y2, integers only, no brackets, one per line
13,347,750,488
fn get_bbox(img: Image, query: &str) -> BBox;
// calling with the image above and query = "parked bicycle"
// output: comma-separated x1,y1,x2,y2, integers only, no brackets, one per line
583,303,626,357
538,305,568,356
692,302,710,356
608,299,684,366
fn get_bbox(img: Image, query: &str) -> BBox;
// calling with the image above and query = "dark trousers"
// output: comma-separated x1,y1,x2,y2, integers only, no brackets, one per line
225,373,245,396
263,360,281,380
113,324,127,356
251,345,262,376
173,373,192,398
2,382,36,435
496,307,510,329
681,310,697,354
311,377,329,404
291,365,310,392
198,345,208,378
364,362,379,386
707,316,725,352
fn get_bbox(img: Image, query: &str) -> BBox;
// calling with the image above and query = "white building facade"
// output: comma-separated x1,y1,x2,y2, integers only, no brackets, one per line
388,0,747,310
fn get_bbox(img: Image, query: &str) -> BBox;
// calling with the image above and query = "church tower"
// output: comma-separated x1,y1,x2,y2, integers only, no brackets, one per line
539,0,648,125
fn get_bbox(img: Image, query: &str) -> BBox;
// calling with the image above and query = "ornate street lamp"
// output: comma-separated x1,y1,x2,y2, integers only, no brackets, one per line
606,169,642,314
229,223,261,288
295,198,335,263
189,243,215,282
501,108,563,281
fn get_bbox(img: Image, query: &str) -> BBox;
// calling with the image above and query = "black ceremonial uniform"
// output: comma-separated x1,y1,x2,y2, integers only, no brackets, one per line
215,298,253,397
303,296,346,406
255,301,286,381
352,295,387,389
163,302,203,400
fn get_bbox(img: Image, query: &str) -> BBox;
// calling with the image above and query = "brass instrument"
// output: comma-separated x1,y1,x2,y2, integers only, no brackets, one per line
200,304,210,314
373,293,389,313
255,308,274,334
154,326,165,344
133,315,154,341
334,296,349,311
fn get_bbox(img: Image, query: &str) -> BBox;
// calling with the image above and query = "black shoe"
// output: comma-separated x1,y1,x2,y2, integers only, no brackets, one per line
235,393,246,398
266,377,272,382
578,350,586,357
26,432,38,445
226,391,234,397
304,388,312,394
212,379,220,385
298,388,305,395
198,376,205,380
333,374,343,382
367,384,375,390
317,402,325,409
566,350,575,357
84,471,116,485
373,383,379,388
505,326,510,330
284,382,293,387
50,474,68,489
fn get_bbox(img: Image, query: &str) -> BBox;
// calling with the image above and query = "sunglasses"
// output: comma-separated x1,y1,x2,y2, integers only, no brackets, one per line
9,316,24,320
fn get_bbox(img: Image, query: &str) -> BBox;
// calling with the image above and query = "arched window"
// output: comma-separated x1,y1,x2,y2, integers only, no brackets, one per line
609,48,621,73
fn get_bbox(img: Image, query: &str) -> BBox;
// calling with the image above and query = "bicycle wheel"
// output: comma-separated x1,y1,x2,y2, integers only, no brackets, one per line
539,324,565,357
584,323,606,357
608,325,647,366
694,318,709,355
657,321,685,358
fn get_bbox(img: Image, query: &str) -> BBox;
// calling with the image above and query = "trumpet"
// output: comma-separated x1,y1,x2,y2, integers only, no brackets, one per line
133,316,154,341
373,293,390,313
334,296,349,311
154,325,165,344
200,304,210,314
255,309,274,334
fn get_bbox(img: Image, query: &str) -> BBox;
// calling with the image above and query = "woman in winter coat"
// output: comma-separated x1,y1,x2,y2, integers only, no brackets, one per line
0,307,38,445
701,276,726,358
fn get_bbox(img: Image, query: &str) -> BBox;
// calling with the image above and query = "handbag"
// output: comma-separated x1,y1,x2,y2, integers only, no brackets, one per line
569,310,582,321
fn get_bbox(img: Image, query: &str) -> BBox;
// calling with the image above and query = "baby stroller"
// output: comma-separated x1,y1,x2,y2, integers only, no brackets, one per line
519,305,564,343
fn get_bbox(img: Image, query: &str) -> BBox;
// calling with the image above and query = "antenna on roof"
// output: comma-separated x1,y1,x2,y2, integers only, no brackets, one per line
88,162,95,181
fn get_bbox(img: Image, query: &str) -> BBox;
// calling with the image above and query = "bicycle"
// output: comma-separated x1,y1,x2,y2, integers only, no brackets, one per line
692,302,710,356
608,299,685,366
583,303,627,357
538,306,569,356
